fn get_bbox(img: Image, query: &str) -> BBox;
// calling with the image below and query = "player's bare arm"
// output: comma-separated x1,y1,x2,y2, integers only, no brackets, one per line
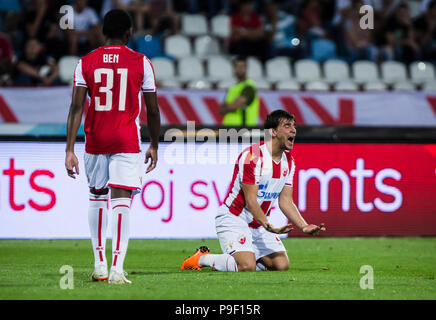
242,182,292,234
143,91,160,173
279,185,326,236
219,96,247,115
65,85,87,179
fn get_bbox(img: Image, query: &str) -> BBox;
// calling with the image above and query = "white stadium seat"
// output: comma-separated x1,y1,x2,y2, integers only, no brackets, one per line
305,80,329,91
422,81,436,91
181,14,208,36
334,81,358,91
381,61,408,84
187,80,212,89
276,80,300,90
206,56,233,81
164,35,192,58
352,60,379,83
59,55,79,85
177,56,205,81
363,81,387,91
294,59,321,82
216,78,237,89
254,79,271,90
324,59,350,83
266,57,292,81
159,79,181,88
410,61,435,84
150,57,175,80
194,35,220,57
247,57,263,80
211,14,230,38
393,81,416,91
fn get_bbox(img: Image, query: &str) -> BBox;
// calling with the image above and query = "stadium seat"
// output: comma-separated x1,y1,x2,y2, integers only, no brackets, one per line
164,35,192,58
324,59,350,83
422,81,436,91
294,59,321,83
410,61,436,84
305,80,329,91
352,60,379,84
194,35,220,57
334,81,358,91
159,79,181,88
255,79,271,90
58,56,79,85
150,57,175,81
187,80,212,89
276,80,300,90
265,57,292,81
393,81,416,91
211,14,230,38
181,14,208,36
206,56,233,81
177,56,205,81
216,78,237,89
381,61,408,84
247,57,264,80
363,81,387,91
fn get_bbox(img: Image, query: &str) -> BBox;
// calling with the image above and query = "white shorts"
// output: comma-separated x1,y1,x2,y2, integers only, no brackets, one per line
215,206,286,261
84,152,142,194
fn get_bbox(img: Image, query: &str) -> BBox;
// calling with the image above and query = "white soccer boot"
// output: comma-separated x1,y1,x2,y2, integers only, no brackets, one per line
91,264,108,282
108,270,132,284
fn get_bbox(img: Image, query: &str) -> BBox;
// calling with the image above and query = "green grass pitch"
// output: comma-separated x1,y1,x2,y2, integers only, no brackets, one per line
0,238,435,300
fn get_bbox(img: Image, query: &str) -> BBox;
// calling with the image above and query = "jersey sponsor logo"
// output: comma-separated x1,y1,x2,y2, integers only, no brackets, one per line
257,182,280,200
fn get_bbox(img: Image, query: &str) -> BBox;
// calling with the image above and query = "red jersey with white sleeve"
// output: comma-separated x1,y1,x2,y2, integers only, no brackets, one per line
222,142,296,229
74,45,156,154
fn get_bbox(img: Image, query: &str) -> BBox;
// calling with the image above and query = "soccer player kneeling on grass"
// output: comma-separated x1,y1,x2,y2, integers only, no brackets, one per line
181,110,325,272
65,9,160,284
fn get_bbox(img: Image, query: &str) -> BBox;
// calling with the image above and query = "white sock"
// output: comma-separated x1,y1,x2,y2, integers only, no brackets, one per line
256,262,267,271
111,198,130,273
199,254,238,272
88,192,108,268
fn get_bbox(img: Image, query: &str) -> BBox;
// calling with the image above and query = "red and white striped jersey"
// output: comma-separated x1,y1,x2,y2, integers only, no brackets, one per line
222,142,296,229
74,45,156,154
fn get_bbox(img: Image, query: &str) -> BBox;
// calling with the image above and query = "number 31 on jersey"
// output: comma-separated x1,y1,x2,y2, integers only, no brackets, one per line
94,68,128,111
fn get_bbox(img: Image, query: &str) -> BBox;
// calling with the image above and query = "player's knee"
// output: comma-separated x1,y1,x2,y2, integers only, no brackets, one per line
271,260,289,271
90,187,109,195
237,262,256,272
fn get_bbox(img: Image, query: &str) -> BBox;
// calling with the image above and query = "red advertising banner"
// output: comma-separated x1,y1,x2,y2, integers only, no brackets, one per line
289,144,436,236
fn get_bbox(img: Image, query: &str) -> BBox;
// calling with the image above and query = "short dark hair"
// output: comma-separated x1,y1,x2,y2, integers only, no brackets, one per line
233,55,247,64
103,9,132,39
264,110,295,130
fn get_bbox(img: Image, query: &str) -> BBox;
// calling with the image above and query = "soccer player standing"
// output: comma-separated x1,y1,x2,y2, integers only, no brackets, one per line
181,110,325,272
65,9,160,284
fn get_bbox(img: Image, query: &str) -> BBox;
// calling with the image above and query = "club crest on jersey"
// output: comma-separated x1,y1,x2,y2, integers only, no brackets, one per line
238,236,246,245
283,169,288,176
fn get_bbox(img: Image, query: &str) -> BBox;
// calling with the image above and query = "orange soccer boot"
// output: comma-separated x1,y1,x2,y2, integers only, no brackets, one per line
180,246,210,270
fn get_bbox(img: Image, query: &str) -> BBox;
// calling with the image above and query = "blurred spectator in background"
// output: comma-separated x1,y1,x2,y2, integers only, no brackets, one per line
67,0,103,56
16,38,59,86
382,2,419,63
135,14,174,59
23,0,66,60
219,55,259,127
229,0,269,61
0,31,14,85
114,0,149,32
299,0,337,61
264,2,303,59
343,0,378,62
414,0,436,63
